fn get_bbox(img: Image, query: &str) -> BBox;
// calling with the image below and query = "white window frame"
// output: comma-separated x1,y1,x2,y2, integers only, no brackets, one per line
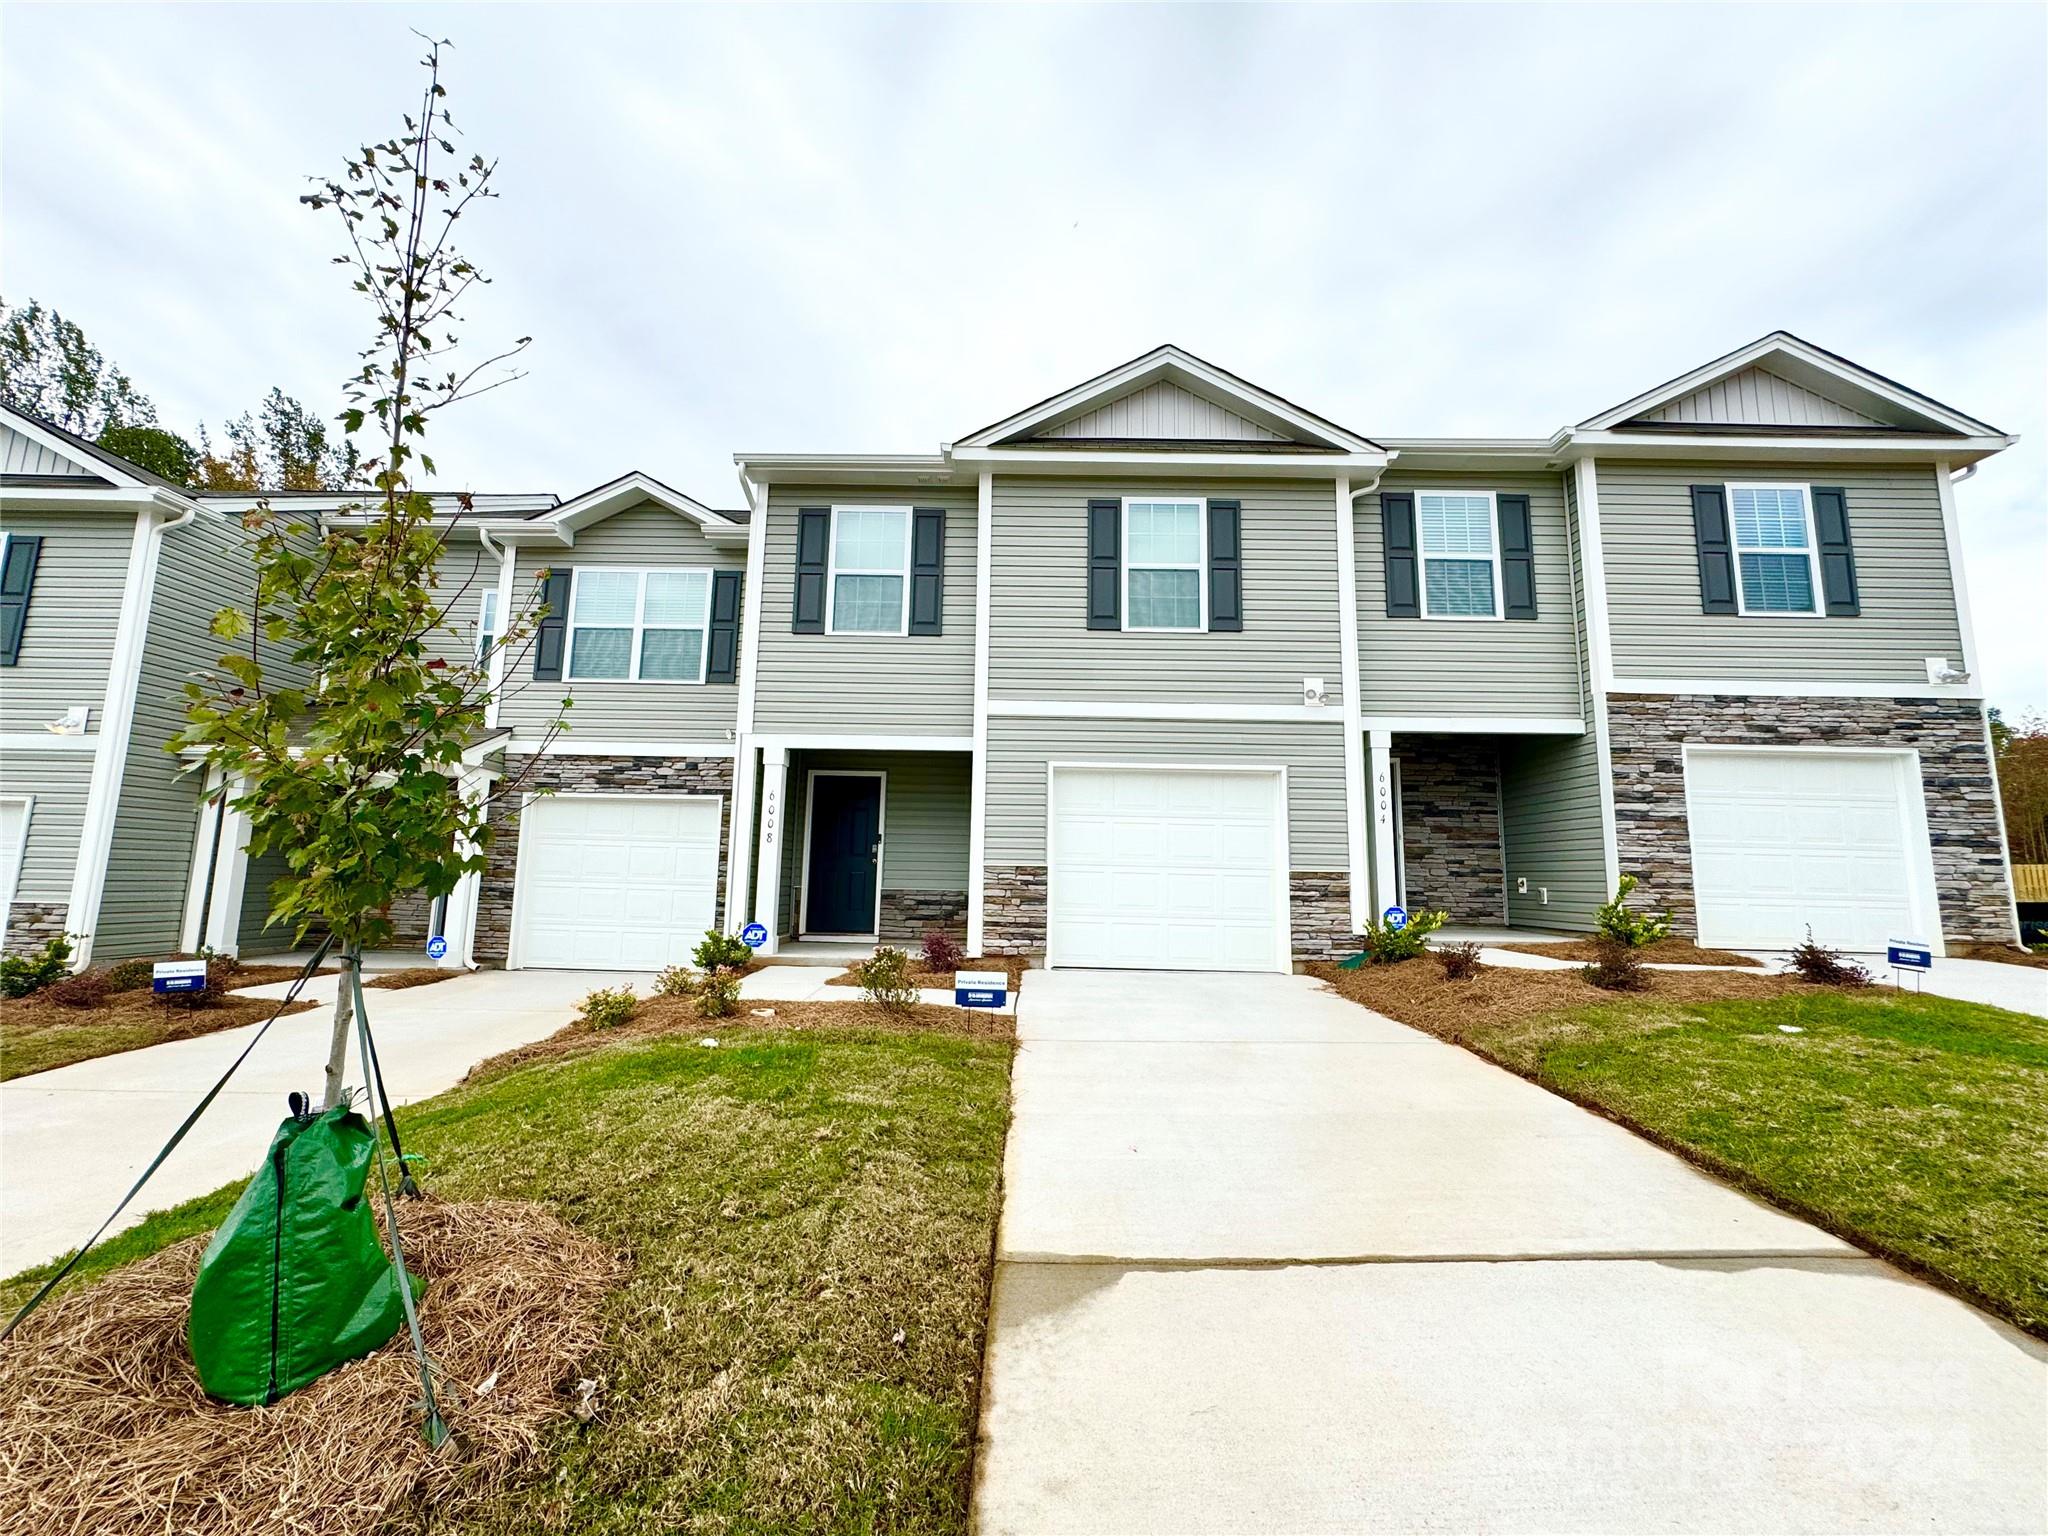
564,566,714,684
1416,489,1503,622
825,505,913,637
1726,482,1825,619
1120,495,1208,633
475,586,500,662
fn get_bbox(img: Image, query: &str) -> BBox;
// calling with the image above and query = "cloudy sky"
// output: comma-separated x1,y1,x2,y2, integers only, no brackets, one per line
5,3,2043,712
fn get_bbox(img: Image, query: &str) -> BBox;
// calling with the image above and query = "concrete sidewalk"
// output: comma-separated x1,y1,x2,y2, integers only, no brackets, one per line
973,969,2048,1534
0,969,628,1275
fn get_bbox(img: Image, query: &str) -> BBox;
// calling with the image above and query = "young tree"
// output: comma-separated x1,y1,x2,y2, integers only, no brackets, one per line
174,37,562,1108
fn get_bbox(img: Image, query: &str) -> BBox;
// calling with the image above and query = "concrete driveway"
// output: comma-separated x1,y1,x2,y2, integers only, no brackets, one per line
973,970,2048,1534
1,968,625,1276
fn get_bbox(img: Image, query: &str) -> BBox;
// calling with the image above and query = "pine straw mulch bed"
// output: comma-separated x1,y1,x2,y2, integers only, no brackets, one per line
0,993,320,1083
466,996,1015,1084
1308,955,1802,1043
364,968,462,990
0,1196,627,1536
1952,942,2048,969
824,956,1032,990
1491,938,1764,968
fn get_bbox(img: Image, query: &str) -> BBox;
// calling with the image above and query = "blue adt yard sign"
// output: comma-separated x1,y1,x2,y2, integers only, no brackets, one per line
954,970,1008,1009
741,922,769,949
425,935,448,961
1382,906,1409,931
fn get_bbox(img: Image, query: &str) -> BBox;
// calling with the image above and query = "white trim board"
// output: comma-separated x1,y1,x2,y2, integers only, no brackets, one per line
988,700,1342,724
796,768,887,939
500,739,737,758
1359,716,1585,736
1573,458,1623,895
1333,474,1370,932
1607,679,1985,700
0,733,99,752
967,470,994,956
750,732,974,754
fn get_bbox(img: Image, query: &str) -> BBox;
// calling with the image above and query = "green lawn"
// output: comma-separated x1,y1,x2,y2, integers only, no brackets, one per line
1468,989,2048,1334
4,1020,1014,1534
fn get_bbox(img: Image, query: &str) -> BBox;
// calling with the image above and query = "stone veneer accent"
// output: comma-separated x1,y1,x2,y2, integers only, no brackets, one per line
4,901,69,957
383,889,435,943
879,889,967,944
1288,872,1353,961
982,864,1048,956
473,754,734,965
1607,693,2014,942
1398,736,1506,923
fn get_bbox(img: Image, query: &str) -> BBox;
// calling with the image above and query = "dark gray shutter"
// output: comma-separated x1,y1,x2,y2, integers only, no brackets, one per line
1497,494,1537,620
0,534,43,667
793,507,830,633
1811,486,1860,617
1086,498,1120,630
706,569,743,682
1207,500,1243,632
1689,485,1738,615
532,568,571,680
909,507,945,635
1381,492,1419,618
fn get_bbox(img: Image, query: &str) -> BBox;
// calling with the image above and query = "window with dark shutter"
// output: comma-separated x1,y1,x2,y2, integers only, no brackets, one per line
1207,500,1242,632
1086,499,1120,630
909,508,945,635
0,534,44,667
793,507,830,633
706,569,744,681
1497,494,1537,620
1689,485,1739,615
1811,486,1860,617
1381,493,1419,617
531,568,572,681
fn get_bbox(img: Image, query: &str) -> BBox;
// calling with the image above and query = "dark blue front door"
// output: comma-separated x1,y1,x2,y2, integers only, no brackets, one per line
806,774,882,934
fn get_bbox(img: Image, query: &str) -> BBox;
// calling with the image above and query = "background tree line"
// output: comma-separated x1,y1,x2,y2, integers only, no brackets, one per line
0,296,358,491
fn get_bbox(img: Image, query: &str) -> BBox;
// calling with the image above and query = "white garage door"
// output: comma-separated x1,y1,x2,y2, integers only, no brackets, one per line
1685,749,1932,952
513,794,721,970
1049,767,1286,972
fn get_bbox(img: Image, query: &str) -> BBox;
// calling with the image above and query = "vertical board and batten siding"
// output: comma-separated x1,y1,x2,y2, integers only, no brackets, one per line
96,511,317,959
1599,461,1963,682
985,717,1347,869
774,749,971,936
1,425,100,477
753,485,976,734
423,536,499,670
0,509,132,726
1356,472,1583,718
0,749,93,901
1637,367,1887,428
989,477,1344,705
1035,381,1288,442
495,502,746,739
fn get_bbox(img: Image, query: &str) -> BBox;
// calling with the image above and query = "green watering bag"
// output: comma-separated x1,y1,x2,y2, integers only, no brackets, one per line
188,1101,422,1405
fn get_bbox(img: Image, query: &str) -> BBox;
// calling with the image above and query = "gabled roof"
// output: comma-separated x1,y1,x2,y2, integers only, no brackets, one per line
0,403,176,489
956,344,1383,453
497,470,749,543
1579,331,2003,438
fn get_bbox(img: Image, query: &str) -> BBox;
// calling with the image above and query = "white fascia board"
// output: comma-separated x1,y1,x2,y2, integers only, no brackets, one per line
989,700,1344,723
1563,429,2015,466
0,484,165,511
499,738,737,757
528,471,749,543
1373,440,1562,472
750,732,976,754
0,408,148,487
734,453,965,488
949,446,1389,477
1359,715,1586,735
1610,677,1987,700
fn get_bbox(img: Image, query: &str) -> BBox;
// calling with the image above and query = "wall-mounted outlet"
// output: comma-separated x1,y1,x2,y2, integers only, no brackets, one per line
1515,876,1529,895
1540,887,1550,905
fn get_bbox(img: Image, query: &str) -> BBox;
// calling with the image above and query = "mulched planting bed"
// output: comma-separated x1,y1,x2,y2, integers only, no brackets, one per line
365,967,462,990
0,992,320,1082
1952,942,2048,969
0,1197,624,1536
1492,938,1763,968
826,957,1032,990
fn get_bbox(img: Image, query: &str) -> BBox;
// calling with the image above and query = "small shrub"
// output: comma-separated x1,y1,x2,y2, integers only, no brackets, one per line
1436,941,1483,981
1582,936,1648,992
1339,909,1448,968
1594,873,1674,949
653,964,698,999
694,973,740,1019
853,946,918,1013
103,957,157,993
580,986,638,1030
0,935,74,999
920,928,965,974
693,929,755,975
1788,929,1871,987
44,970,113,1008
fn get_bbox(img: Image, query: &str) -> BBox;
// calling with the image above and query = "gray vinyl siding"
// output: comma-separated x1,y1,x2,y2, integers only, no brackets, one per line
2,424,99,477
238,844,296,952
495,502,745,740
753,485,977,735
985,716,1347,868
1500,732,1606,932
0,509,132,730
0,749,93,901
989,477,1344,705
425,536,499,670
1598,460,1964,682
775,748,971,936
1357,472,1583,718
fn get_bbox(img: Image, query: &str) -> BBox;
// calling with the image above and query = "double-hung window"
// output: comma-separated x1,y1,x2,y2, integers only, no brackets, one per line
1728,484,1821,615
566,568,713,682
1123,497,1205,631
827,507,911,634
1418,491,1500,619
475,587,500,661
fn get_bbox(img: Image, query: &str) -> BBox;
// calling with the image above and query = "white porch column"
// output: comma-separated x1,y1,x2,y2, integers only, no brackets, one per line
179,765,227,952
440,764,492,969
203,774,253,955
1333,474,1370,931
725,741,757,937
1367,729,1397,918
750,745,789,957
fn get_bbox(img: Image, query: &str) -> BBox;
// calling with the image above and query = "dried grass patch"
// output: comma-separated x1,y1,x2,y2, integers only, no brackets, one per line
1493,938,1763,968
0,994,320,1082
365,968,461,991
0,1197,625,1536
